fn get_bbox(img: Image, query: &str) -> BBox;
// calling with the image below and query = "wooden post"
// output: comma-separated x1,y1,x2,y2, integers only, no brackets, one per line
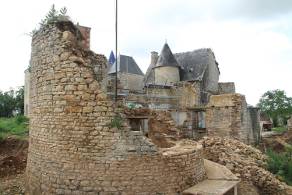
115,0,118,102
234,185,238,195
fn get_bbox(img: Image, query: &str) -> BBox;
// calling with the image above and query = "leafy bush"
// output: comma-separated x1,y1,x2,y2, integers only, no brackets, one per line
272,126,287,132
109,115,123,129
267,146,292,185
15,115,29,124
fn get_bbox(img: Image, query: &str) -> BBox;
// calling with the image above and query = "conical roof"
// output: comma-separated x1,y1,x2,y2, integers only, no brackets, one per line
155,43,179,68
108,55,144,76
108,51,116,65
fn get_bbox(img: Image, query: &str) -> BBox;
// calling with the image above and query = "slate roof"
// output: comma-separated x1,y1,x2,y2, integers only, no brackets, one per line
154,43,179,68
144,63,155,84
174,48,219,81
144,47,219,85
108,55,144,76
108,51,116,65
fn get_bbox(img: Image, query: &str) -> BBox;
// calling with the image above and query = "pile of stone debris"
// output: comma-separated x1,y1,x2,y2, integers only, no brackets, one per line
199,136,291,195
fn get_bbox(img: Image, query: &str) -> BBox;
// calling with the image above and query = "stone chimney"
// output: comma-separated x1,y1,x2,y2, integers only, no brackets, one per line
77,25,91,50
151,51,158,65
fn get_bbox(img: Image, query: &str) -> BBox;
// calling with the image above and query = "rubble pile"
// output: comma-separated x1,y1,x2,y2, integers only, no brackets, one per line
0,138,28,178
124,107,151,117
200,136,289,195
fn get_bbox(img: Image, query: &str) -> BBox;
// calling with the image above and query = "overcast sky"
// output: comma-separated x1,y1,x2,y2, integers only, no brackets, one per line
0,0,291,106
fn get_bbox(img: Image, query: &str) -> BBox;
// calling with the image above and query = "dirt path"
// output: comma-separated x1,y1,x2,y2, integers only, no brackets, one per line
0,137,28,195
0,137,28,178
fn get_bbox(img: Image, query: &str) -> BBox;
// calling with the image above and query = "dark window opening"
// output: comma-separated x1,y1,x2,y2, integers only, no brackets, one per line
128,118,149,135
192,111,206,130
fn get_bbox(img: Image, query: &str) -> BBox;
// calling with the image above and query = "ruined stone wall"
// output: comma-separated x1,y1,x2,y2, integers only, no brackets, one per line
124,108,180,148
26,22,206,195
77,25,91,50
118,72,144,91
248,107,261,144
218,82,235,94
119,81,200,112
154,66,180,85
206,94,258,144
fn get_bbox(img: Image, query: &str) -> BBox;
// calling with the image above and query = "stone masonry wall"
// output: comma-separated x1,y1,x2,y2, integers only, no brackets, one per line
218,82,235,94
118,72,144,91
206,94,257,144
124,82,200,111
26,21,206,195
247,107,261,144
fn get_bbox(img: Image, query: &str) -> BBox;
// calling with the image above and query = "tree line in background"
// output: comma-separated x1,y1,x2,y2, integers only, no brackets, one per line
257,89,292,127
0,87,24,117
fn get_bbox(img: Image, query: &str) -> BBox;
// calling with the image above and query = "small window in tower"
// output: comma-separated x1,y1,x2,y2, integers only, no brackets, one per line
198,111,206,128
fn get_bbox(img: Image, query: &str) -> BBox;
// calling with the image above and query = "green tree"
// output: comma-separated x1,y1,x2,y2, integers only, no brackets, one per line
0,87,24,117
15,86,24,115
0,89,16,117
257,89,292,126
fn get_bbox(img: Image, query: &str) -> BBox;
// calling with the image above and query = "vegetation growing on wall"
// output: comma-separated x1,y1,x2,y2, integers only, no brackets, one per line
109,114,123,129
40,5,69,27
30,4,70,36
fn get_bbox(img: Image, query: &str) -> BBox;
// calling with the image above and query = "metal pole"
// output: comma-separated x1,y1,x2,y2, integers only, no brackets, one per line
115,0,118,102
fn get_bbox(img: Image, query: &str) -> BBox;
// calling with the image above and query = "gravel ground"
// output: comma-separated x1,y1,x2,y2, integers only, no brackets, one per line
0,174,25,195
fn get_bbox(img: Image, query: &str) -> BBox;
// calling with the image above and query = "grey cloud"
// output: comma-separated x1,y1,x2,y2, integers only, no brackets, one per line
141,0,292,24
218,0,292,20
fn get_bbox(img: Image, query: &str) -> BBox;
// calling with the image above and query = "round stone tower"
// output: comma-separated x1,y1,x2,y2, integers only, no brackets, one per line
154,43,180,85
26,21,205,195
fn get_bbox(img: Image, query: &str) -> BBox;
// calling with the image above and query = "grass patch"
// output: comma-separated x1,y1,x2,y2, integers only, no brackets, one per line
0,116,29,140
272,126,287,132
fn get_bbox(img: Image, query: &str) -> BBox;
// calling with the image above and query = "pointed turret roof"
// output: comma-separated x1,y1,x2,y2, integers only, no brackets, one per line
108,54,144,76
108,51,116,65
155,43,179,68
